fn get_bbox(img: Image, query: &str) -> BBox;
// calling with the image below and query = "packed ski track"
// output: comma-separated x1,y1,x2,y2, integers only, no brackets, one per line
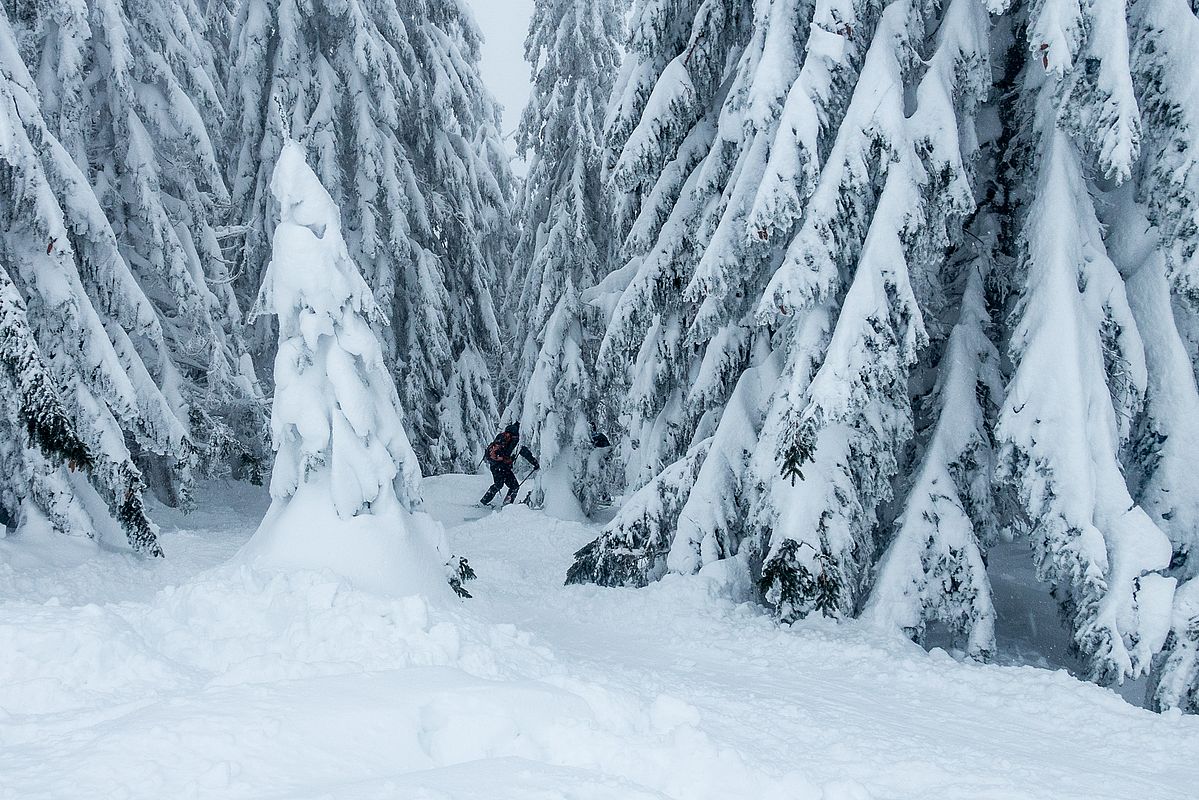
1,476,1195,800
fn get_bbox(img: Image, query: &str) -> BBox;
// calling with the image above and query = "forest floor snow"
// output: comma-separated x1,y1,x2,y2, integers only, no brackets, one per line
1,474,1195,799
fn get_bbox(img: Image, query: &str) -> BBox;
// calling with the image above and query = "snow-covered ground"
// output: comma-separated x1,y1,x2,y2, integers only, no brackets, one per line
2,475,1195,799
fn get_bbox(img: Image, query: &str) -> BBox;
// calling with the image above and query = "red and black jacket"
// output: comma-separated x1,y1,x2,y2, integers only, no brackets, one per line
486,431,537,468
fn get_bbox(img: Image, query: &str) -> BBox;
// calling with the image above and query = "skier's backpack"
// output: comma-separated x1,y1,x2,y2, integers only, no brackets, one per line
485,432,512,464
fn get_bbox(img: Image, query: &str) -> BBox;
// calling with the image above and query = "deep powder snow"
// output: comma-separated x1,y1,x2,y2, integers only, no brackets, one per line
1,475,1195,799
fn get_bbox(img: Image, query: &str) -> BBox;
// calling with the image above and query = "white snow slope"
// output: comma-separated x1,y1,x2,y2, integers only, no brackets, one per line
1,475,1195,799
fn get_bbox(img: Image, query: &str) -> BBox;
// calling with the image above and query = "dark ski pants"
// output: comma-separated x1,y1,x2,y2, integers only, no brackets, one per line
481,462,520,505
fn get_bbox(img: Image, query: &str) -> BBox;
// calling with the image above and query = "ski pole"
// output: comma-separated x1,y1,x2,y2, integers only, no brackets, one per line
516,467,537,490
515,467,538,506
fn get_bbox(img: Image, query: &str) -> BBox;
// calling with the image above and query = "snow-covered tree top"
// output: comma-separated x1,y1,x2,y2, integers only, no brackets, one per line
258,142,380,325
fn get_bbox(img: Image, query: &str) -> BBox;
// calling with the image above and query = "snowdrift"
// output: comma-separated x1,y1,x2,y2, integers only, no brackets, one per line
1,476,1196,799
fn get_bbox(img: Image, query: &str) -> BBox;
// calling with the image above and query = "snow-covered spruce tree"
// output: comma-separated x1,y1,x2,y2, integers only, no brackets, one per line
0,12,165,554
1128,0,1199,712
749,0,993,621
228,0,512,473
6,0,266,495
419,0,514,473
1129,0,1199,303
863,249,1002,658
659,0,845,579
595,0,760,490
0,264,94,540
573,0,994,614
243,142,467,597
993,0,1176,685
507,0,622,513
842,0,1000,653
663,0,889,585
1106,191,1199,712
516,279,596,510
573,0,879,587
0,264,159,552
567,0,763,585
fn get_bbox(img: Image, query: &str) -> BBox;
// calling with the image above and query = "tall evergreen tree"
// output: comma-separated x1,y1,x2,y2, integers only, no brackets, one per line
244,140,465,596
749,0,967,621
1128,0,1199,712
994,0,1175,685
568,0,1196,697
227,0,513,474
595,0,755,494
863,242,1002,657
5,0,267,496
1108,189,1199,711
0,7,165,554
507,0,622,512
1,263,95,541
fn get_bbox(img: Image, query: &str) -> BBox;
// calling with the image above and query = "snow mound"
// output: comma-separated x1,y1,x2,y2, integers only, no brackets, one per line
0,564,534,721
0,597,184,718
1,558,820,799
236,476,452,598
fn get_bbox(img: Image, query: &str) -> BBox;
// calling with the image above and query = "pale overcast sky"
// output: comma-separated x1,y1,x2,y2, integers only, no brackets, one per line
464,0,536,171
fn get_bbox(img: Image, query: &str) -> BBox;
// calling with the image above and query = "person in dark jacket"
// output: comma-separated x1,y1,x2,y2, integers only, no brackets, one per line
480,422,539,506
